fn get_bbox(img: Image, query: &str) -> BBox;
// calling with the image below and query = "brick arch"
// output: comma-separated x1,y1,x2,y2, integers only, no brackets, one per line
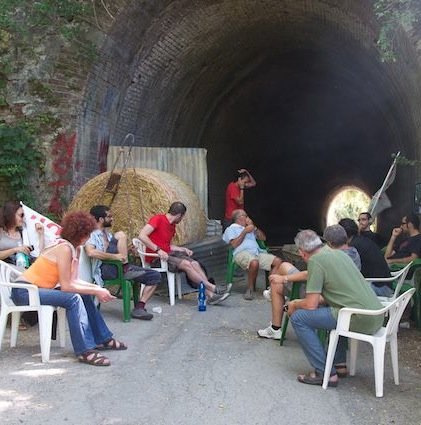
76,0,421,242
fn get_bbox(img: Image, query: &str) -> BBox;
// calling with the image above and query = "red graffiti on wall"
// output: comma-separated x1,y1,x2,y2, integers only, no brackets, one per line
48,132,77,216
98,137,109,173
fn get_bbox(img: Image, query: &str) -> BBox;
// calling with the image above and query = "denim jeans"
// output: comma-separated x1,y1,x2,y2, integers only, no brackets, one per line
290,306,347,376
371,283,394,297
12,287,113,356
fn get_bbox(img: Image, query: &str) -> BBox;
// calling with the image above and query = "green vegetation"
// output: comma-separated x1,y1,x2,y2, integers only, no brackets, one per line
0,124,44,206
374,0,421,62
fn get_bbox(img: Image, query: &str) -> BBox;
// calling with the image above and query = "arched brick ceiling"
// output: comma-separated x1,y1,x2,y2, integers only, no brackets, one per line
78,0,421,243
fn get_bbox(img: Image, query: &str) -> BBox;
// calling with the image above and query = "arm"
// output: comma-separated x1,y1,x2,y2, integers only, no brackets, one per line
286,292,320,316
55,245,115,302
239,168,256,188
269,270,308,285
35,223,45,252
384,227,400,260
386,253,418,264
139,223,170,260
84,243,126,263
228,224,255,249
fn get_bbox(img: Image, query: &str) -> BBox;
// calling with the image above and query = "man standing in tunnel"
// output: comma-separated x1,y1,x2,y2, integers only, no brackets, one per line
223,169,256,229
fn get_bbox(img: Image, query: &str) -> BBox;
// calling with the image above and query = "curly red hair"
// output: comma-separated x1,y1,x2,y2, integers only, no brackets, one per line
60,211,97,247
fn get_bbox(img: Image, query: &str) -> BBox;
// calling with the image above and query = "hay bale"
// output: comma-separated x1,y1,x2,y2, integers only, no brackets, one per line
68,168,207,245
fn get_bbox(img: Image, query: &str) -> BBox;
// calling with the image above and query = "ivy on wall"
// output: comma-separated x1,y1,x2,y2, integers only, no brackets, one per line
374,0,421,62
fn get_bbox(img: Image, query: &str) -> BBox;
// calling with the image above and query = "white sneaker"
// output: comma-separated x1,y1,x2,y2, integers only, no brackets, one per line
257,324,281,340
263,287,271,302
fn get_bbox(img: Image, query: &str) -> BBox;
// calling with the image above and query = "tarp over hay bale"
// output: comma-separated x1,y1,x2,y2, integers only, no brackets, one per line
68,168,207,245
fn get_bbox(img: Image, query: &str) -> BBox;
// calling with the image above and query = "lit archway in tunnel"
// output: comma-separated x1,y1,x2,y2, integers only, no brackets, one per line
325,186,371,228
76,0,421,244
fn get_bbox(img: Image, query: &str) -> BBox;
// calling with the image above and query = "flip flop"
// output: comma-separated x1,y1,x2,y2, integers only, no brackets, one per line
96,338,128,351
78,350,110,366
297,371,338,387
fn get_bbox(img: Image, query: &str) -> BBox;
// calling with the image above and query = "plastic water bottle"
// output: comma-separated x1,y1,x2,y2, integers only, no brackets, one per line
198,282,206,312
16,242,29,269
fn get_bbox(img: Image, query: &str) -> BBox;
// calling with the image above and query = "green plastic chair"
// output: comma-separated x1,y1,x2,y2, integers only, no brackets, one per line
225,239,269,287
101,259,140,322
389,259,421,328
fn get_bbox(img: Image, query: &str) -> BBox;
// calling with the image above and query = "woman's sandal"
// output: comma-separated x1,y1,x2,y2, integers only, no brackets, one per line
334,363,348,378
96,338,128,351
297,371,338,387
78,350,110,366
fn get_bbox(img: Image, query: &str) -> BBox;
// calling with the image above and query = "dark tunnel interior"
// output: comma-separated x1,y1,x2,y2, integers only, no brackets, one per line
79,1,421,245
204,43,411,244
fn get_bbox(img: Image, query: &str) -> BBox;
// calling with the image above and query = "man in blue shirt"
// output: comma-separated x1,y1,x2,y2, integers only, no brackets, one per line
222,209,282,300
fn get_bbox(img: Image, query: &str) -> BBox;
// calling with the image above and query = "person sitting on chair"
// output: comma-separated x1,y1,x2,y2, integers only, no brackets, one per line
287,229,383,388
223,209,283,300
139,201,230,306
86,205,161,321
384,213,421,265
357,212,384,248
11,211,127,366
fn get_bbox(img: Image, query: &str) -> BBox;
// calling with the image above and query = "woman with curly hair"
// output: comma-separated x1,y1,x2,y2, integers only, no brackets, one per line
12,210,127,366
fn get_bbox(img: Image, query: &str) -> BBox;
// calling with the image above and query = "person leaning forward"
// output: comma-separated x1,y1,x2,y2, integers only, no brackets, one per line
287,229,383,388
139,201,231,306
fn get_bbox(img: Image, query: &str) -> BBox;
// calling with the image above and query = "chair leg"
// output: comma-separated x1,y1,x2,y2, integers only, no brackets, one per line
349,339,359,376
280,315,289,346
38,307,54,362
10,311,21,347
57,308,66,348
0,310,9,350
167,272,176,306
372,339,386,397
121,280,131,322
389,334,399,385
176,273,182,300
322,330,339,390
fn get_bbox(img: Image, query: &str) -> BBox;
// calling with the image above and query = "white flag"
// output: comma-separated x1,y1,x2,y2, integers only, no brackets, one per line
368,153,399,219
20,203,62,257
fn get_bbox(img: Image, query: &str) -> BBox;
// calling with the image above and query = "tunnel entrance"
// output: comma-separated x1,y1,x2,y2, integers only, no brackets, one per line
77,1,421,245
326,186,370,227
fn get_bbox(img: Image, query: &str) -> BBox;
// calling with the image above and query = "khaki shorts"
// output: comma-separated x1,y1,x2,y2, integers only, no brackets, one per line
234,251,276,271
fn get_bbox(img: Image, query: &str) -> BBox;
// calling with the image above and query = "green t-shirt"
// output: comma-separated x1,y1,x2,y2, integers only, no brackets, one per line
306,246,383,334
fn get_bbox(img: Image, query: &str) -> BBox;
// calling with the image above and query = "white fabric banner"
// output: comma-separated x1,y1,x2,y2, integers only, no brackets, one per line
20,203,62,257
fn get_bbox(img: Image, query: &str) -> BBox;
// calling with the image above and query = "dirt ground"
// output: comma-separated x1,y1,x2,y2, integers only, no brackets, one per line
397,326,421,371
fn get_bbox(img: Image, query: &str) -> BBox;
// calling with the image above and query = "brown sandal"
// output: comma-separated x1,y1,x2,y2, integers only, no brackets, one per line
334,363,348,378
96,338,128,351
78,350,111,366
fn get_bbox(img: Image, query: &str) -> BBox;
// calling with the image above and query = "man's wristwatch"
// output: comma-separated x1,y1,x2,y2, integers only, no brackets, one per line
154,247,161,253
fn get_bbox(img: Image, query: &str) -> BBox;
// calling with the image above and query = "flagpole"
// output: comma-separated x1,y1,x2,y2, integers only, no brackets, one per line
368,151,400,216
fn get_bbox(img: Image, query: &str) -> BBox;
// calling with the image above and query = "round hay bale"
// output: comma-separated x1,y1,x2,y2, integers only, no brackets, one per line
68,168,207,245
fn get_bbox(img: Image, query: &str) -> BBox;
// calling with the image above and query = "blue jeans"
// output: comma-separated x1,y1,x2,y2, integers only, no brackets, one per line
12,287,112,356
290,306,347,376
371,283,394,297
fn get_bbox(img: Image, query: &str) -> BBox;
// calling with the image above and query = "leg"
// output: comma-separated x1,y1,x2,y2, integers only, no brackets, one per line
290,307,340,377
271,281,285,327
246,259,259,298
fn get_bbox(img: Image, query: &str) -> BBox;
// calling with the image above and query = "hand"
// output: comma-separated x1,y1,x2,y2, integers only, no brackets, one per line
286,300,297,316
35,223,44,234
115,253,127,263
184,247,193,256
238,168,248,174
16,245,31,255
97,288,116,303
158,249,169,261
269,274,284,285
391,227,402,238
244,224,255,233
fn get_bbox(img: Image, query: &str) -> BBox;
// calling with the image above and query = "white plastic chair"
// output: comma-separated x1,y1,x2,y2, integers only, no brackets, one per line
322,288,416,397
365,261,413,305
0,261,66,362
132,238,182,306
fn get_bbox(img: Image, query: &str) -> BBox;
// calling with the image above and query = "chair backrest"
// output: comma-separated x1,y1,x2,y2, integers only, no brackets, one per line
0,260,23,308
384,288,416,338
391,261,413,300
132,238,149,267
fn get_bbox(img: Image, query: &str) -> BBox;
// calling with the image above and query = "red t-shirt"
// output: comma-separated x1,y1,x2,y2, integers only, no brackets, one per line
225,182,242,220
147,214,176,255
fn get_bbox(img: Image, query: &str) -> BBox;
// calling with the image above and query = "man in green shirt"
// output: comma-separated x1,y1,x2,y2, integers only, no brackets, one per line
287,229,383,387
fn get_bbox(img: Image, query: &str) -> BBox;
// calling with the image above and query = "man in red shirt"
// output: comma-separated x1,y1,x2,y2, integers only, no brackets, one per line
224,169,256,229
139,201,230,305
